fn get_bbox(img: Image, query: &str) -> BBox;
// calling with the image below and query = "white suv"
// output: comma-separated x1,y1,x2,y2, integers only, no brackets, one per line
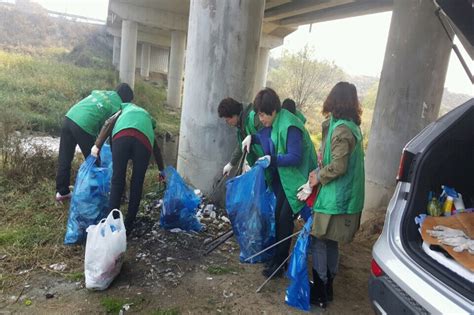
369,98,474,314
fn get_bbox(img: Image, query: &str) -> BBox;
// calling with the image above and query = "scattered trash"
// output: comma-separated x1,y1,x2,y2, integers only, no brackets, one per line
223,290,234,298
194,189,203,198
24,299,32,306
206,277,213,280
45,293,54,299
0,254,7,260
49,263,67,272
170,228,184,233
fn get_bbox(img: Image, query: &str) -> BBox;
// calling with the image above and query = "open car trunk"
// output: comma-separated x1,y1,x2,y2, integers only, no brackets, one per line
400,98,474,301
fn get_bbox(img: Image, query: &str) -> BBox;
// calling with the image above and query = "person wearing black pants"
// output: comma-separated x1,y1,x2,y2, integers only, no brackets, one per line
108,136,152,230
92,103,165,233
56,117,95,198
55,83,134,202
242,88,317,278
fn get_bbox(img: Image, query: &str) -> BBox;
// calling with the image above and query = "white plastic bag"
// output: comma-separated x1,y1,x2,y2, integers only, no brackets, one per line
85,209,126,290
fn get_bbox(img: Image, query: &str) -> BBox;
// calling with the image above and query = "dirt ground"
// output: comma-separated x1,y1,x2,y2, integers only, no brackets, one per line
0,203,384,315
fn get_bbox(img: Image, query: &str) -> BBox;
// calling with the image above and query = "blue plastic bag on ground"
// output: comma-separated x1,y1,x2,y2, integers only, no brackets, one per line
285,216,313,311
225,159,275,263
64,144,113,245
160,166,202,232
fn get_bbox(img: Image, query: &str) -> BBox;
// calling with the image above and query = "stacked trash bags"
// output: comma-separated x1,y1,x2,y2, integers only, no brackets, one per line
64,144,113,245
225,159,276,263
159,166,203,232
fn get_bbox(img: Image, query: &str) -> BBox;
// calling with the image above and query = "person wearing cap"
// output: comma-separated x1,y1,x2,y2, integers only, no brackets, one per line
91,102,165,233
55,83,134,202
217,97,263,176
282,98,307,124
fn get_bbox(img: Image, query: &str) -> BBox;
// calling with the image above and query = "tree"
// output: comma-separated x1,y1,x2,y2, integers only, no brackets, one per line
267,46,345,112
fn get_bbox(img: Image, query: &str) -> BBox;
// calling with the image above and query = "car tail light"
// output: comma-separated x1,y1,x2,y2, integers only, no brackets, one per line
371,258,384,277
396,149,414,182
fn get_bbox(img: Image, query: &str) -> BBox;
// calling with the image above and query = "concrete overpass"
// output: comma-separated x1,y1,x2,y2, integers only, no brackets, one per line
107,0,468,215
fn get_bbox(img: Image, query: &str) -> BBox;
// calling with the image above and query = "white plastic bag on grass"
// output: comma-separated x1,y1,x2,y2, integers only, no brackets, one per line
85,209,126,290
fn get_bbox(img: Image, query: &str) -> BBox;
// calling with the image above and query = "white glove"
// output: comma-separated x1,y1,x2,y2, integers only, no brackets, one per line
296,181,312,201
427,226,467,239
242,161,251,174
438,237,473,253
222,162,233,176
91,145,100,158
241,135,252,153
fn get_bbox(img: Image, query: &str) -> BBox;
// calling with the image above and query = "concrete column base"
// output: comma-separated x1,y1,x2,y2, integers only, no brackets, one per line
361,179,395,223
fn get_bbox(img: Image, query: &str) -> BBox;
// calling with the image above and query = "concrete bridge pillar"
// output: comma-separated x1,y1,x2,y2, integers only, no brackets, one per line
363,0,452,220
140,43,151,79
119,20,138,88
177,0,265,193
167,30,186,108
253,47,271,96
112,36,120,69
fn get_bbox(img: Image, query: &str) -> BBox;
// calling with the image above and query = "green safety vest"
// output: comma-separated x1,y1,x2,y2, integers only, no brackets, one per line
295,110,307,124
237,104,263,166
271,109,318,214
313,116,365,215
66,90,122,137
112,103,156,146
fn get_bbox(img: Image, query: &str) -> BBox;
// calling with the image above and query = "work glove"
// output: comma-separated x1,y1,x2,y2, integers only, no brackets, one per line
241,135,252,153
427,225,467,239
257,155,271,168
299,205,312,222
91,145,100,158
242,161,251,174
297,180,312,201
438,237,474,253
222,162,233,176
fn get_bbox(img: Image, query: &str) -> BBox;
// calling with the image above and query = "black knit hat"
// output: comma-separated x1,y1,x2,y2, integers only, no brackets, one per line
115,83,134,103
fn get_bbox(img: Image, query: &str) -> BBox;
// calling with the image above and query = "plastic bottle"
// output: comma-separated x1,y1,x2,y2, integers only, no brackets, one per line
442,196,454,216
427,197,442,216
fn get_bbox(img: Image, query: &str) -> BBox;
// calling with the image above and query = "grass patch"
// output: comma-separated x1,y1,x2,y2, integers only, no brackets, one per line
100,297,125,313
151,308,180,315
64,271,84,282
206,265,238,275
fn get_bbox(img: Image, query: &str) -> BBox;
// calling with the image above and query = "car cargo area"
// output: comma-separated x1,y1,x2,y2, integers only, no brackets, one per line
401,100,474,301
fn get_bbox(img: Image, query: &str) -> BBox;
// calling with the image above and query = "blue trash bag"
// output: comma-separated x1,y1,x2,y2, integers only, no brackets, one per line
64,144,113,245
159,166,202,232
285,216,313,311
225,158,276,263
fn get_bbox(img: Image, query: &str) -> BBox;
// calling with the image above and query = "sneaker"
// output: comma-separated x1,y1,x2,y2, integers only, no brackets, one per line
55,192,72,203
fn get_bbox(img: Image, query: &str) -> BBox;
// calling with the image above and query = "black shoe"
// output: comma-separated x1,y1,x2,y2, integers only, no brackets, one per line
262,262,285,279
326,270,334,302
310,269,327,309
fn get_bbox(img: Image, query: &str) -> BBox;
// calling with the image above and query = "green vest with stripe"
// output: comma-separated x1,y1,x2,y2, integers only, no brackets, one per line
112,103,156,146
313,116,365,215
271,109,318,214
66,90,122,137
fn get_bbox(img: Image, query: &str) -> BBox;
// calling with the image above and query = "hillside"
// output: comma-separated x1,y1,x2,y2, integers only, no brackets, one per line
0,1,100,51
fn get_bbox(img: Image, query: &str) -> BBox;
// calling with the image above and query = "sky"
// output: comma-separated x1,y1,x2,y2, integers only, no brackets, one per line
31,0,473,95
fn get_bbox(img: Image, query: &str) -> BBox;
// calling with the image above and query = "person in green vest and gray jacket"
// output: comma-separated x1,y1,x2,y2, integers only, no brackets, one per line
242,88,317,278
217,97,263,176
55,83,134,202
297,81,365,309
91,103,165,234
282,98,307,124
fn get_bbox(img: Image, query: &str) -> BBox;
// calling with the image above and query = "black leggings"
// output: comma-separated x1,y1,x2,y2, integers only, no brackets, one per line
55,117,95,195
272,185,295,266
108,136,151,230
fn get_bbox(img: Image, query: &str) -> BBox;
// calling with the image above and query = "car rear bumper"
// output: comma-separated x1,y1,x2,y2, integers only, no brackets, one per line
369,274,429,315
